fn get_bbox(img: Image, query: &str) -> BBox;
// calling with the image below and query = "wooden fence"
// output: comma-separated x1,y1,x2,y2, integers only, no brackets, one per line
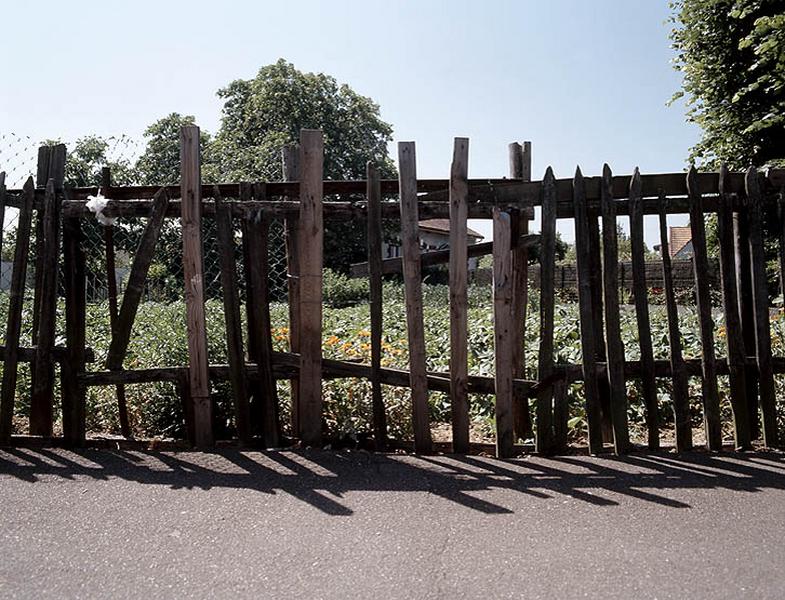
1,126,784,456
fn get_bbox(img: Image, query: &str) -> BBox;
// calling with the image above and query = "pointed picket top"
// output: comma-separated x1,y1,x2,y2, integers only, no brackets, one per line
630,166,642,198
542,166,556,190
574,165,584,184
601,164,613,206
718,163,729,196
23,176,35,194
686,164,700,197
745,165,761,198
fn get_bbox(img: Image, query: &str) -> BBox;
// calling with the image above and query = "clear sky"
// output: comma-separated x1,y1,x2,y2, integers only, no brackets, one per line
0,0,698,246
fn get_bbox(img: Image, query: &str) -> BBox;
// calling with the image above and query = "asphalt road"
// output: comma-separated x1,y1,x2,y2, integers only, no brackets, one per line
1,447,784,599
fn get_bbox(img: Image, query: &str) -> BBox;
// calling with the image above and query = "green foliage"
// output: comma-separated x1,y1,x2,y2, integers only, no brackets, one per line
670,0,785,168
322,269,369,308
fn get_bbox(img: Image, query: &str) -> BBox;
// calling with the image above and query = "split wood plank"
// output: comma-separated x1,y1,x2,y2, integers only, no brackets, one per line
215,188,251,445
0,178,35,443
629,168,659,449
249,182,280,448
536,167,557,454
573,167,604,454
298,130,325,447
509,141,533,441
367,162,388,450
658,194,692,451
733,208,760,439
282,145,301,434
398,141,433,454
686,166,723,451
600,165,629,454
31,146,51,346
746,167,779,447
62,193,86,445
100,167,131,438
180,125,212,447
105,189,170,369
449,138,470,453
493,208,515,458
29,180,59,436
717,165,752,449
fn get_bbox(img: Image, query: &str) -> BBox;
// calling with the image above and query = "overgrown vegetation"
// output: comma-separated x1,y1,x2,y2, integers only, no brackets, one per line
3,282,784,445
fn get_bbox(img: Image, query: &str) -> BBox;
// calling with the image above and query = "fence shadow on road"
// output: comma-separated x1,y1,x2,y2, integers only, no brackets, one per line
0,447,783,516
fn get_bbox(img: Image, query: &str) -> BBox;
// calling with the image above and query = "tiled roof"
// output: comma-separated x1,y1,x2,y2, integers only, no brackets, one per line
419,219,484,240
669,226,692,257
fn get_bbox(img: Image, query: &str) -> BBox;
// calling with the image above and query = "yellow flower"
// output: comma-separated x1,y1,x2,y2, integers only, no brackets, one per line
358,329,371,337
325,335,340,346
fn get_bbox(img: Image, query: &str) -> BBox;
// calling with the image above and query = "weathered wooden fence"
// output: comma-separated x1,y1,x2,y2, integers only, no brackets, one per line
1,126,784,456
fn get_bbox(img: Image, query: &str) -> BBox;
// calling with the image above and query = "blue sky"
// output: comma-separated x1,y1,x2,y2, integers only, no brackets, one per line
0,0,697,246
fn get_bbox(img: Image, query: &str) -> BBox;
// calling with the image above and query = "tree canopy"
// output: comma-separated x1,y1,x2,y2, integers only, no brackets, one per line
670,0,785,168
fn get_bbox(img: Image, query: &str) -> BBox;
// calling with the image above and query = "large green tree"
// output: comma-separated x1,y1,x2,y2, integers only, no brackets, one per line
670,0,785,168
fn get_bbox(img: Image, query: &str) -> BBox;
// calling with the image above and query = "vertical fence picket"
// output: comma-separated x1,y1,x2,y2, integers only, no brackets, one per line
746,167,779,448
658,194,692,451
31,146,51,346
449,138,470,453
686,166,723,450
509,141,533,441
30,180,59,437
493,209,515,458
180,125,212,447
0,178,35,444
587,189,612,442
100,167,131,438
366,162,388,450
62,188,87,446
536,167,557,454
282,146,301,435
215,188,251,446
242,185,279,448
398,141,433,454
573,167,604,454
734,205,760,440
600,165,630,454
298,130,324,447
629,168,659,449
717,165,752,449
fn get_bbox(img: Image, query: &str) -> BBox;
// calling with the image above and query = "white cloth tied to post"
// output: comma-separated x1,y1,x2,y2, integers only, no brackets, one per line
85,192,117,226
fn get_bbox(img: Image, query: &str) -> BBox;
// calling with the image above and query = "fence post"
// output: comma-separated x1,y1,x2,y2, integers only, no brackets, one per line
398,141,433,454
282,146,301,435
573,167,604,455
717,165,751,449
30,143,66,437
745,167,778,448
493,208,515,458
509,141,533,442
600,165,630,454
180,125,213,447
536,168,557,454
298,130,324,446
657,194,692,451
629,169,659,449
686,167,722,451
449,138,470,453
0,178,35,444
367,162,388,450
62,186,87,446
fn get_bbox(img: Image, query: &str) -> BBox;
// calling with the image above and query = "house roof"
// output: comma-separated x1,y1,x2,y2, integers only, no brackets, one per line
669,226,692,257
419,219,484,240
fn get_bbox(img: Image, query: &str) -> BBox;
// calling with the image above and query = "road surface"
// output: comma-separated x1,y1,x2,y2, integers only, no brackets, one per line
1,447,784,599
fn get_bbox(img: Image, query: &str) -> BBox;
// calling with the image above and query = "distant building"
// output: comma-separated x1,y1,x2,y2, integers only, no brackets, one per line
383,219,485,271
669,226,693,258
